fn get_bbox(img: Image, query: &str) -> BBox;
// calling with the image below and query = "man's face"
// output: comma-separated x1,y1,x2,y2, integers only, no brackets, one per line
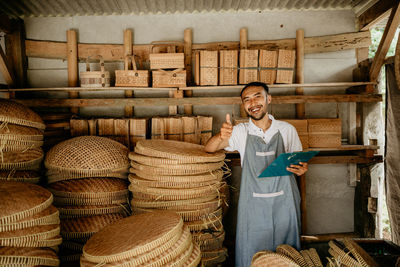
241,86,271,121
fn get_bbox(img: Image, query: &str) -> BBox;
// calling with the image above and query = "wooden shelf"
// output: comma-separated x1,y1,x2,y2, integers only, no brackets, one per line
301,232,360,243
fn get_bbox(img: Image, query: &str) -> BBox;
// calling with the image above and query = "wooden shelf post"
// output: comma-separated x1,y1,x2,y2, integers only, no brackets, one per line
184,28,193,115
295,29,305,119
124,29,134,117
239,28,248,118
67,29,79,114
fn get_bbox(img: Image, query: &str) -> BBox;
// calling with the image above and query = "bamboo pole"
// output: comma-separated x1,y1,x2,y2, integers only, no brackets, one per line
184,28,193,115
239,28,248,118
124,29,134,117
295,29,305,119
67,30,79,114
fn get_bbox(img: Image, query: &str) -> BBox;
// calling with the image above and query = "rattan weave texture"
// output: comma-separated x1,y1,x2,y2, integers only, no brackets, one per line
0,247,59,266
131,196,218,209
0,99,45,130
129,174,221,188
183,243,201,267
276,244,307,267
54,195,129,206
59,204,130,218
342,239,379,267
0,148,44,171
0,224,60,247
0,170,40,184
130,169,223,182
251,251,300,267
328,240,360,267
130,162,223,176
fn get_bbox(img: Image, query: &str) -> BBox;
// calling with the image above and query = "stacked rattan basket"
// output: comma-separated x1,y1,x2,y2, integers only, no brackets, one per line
129,139,229,266
0,181,61,266
44,136,130,266
327,239,379,267
80,211,201,266
0,99,45,184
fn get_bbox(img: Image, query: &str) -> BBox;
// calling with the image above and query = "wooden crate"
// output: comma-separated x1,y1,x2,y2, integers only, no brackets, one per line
259,50,278,84
219,50,238,85
281,119,309,149
200,50,218,85
308,118,342,148
276,49,295,84
149,53,185,69
152,69,186,88
239,49,258,84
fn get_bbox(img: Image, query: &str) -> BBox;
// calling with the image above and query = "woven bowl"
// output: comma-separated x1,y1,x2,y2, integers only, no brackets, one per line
135,140,225,163
45,136,129,180
0,138,44,152
0,247,59,266
0,170,40,184
201,246,228,259
0,181,53,225
193,230,225,251
185,213,223,232
0,148,44,171
47,169,128,184
0,99,45,130
82,211,184,263
251,251,300,267
130,168,223,183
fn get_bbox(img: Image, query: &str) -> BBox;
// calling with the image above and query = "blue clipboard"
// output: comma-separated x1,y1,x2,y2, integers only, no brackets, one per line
258,151,319,178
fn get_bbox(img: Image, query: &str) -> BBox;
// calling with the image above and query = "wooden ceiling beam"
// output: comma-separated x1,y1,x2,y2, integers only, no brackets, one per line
0,13,14,34
0,45,15,86
358,0,395,31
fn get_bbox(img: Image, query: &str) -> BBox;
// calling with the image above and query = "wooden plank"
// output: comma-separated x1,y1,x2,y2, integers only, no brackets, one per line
300,174,307,234
370,2,400,81
67,30,79,114
358,0,395,30
239,28,248,118
194,51,200,85
349,102,357,144
309,155,382,164
0,44,15,86
123,29,134,117
295,29,305,119
301,232,359,243
5,19,26,89
14,94,383,108
184,28,193,115
306,145,379,151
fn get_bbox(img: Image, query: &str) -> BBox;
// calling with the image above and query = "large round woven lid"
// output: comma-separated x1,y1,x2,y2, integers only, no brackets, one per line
0,148,44,171
59,204,130,219
0,224,60,247
129,174,222,189
135,140,225,163
131,169,223,183
0,181,53,225
251,251,300,267
0,123,44,140
83,211,184,263
0,170,40,183
45,136,129,179
132,197,220,212
0,247,59,266
0,99,45,130
130,161,224,176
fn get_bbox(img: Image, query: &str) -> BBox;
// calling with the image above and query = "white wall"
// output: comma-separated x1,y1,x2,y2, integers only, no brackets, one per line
23,9,358,235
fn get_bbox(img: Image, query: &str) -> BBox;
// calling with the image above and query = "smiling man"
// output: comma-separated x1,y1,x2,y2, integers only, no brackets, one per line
205,81,308,267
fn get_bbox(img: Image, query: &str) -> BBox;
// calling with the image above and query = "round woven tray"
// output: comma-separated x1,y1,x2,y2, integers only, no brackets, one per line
0,148,44,171
129,174,222,189
193,230,225,251
0,99,46,130
130,169,223,183
59,204,131,219
0,181,53,225
328,240,360,267
132,197,220,212
47,169,128,184
0,224,60,247
131,161,224,176
308,248,323,267
0,205,59,233
0,123,44,141
185,213,223,232
135,140,225,163
251,251,300,267
201,250,227,266
82,211,184,263
45,136,129,179
61,214,126,241
300,250,314,267
342,239,378,267
0,138,44,152
54,195,129,206
0,247,59,266
183,242,201,267
0,170,40,183
48,177,129,199
276,244,307,267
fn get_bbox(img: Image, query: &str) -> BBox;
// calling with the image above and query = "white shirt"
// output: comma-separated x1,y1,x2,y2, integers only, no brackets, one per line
225,115,302,166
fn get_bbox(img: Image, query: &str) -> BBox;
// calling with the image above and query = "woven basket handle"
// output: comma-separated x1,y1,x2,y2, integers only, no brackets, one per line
157,68,183,77
124,55,139,72
150,41,183,53
86,55,105,72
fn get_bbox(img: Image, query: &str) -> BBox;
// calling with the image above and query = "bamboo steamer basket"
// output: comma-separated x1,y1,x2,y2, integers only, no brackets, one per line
251,251,300,267
130,168,223,183
129,174,222,189
0,148,44,171
0,247,59,266
0,170,40,183
0,205,59,233
115,55,149,87
0,99,45,130
59,204,130,219
61,214,125,242
80,55,110,88
135,140,225,163
82,211,184,263
0,224,61,247
45,136,129,182
131,196,219,210
0,181,53,225
276,244,307,267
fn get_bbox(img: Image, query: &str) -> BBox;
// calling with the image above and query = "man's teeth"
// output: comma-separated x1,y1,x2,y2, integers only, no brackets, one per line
250,107,261,112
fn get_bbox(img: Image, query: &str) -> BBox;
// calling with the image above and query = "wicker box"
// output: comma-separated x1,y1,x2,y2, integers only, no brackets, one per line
276,49,295,84
239,49,258,84
149,53,185,70
115,55,149,87
281,119,309,149
128,118,147,150
152,69,186,88
219,50,238,85
80,55,110,88
200,51,218,86
97,118,130,147
259,50,278,84
308,118,341,148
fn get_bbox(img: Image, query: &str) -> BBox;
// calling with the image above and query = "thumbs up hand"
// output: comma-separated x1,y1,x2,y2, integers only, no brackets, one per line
219,114,233,141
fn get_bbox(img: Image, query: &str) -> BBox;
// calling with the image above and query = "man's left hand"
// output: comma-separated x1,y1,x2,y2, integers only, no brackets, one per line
287,162,308,176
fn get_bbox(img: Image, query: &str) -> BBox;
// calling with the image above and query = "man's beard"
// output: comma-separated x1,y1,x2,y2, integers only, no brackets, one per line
247,109,267,121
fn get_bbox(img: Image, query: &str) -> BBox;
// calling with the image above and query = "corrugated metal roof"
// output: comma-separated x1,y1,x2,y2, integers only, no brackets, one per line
0,0,373,18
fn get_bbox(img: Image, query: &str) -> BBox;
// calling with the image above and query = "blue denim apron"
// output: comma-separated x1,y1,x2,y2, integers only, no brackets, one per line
235,130,301,267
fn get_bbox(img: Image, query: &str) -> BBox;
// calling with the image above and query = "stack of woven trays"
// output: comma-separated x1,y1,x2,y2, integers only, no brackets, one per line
328,239,379,267
0,99,45,184
44,136,131,266
80,211,201,266
0,181,61,266
129,139,229,266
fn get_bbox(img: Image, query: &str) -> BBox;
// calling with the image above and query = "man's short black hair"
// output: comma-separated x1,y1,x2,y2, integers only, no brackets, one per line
240,82,269,97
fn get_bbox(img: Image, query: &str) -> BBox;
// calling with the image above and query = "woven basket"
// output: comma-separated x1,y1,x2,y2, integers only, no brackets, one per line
45,136,129,181
0,138,44,152
59,204,131,219
342,238,379,267
130,185,219,201
185,213,223,232
135,140,225,163
0,170,40,184
300,250,314,267
184,243,201,267
130,169,223,183
82,211,183,263
0,224,60,247
251,251,300,267
193,230,225,251
0,148,44,171
328,240,360,267
115,55,149,87
132,197,220,211
308,248,323,267
201,248,227,266
129,174,222,189
0,247,59,266
276,244,307,267
0,181,53,225
0,205,59,233
0,123,43,140
80,55,110,88
47,169,128,184
61,214,125,242
54,195,129,206
130,162,223,176
0,99,46,130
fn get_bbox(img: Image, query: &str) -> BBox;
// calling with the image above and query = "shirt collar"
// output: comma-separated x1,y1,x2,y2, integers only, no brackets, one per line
248,114,275,135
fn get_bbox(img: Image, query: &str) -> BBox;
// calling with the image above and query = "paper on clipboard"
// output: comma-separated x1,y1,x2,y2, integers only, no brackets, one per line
258,151,319,178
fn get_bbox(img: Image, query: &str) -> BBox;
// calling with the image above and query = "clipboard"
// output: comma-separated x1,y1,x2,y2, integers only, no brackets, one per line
258,151,319,178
